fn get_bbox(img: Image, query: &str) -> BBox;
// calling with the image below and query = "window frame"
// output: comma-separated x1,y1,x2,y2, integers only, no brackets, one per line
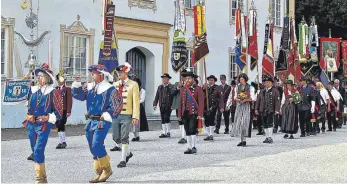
1,27,6,76
271,0,282,27
60,15,95,83
229,0,242,25
1,16,15,80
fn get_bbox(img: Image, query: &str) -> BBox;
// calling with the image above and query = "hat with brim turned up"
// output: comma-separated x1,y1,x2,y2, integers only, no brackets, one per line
34,63,55,83
181,70,198,78
207,75,217,82
88,64,114,82
161,73,172,79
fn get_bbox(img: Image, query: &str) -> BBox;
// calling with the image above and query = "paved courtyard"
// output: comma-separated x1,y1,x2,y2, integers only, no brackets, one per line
2,125,347,183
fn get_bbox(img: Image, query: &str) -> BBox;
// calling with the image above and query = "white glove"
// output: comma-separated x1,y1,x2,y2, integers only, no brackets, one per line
257,90,260,95
311,101,315,113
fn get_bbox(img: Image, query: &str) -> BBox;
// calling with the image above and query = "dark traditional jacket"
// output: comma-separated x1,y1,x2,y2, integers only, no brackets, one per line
55,85,73,113
203,84,224,110
255,86,280,114
298,85,314,111
178,83,204,117
172,81,184,110
153,83,175,110
219,84,232,108
335,86,346,106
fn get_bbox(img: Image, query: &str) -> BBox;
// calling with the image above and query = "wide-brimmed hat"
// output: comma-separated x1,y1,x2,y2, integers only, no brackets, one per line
161,73,172,79
262,74,274,82
34,63,55,83
88,64,114,82
207,75,217,82
220,74,226,80
116,62,132,73
284,79,294,85
181,70,198,78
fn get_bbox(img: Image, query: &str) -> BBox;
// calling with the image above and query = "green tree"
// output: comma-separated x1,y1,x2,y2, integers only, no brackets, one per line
295,0,347,39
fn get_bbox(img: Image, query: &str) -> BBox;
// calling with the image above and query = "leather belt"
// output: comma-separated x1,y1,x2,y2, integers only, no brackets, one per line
85,114,101,121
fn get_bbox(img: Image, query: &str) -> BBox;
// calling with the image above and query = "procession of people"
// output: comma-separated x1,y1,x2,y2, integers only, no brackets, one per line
24,62,347,183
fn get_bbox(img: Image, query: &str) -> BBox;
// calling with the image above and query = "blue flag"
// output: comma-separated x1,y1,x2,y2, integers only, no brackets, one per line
235,38,245,70
98,41,119,73
319,70,330,88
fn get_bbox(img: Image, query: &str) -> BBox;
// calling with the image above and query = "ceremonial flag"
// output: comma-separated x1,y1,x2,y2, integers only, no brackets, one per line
276,17,290,72
308,21,319,62
248,9,258,71
342,40,347,77
234,8,246,70
298,20,309,63
98,1,119,73
320,37,340,72
262,23,274,77
171,0,188,72
3,80,32,105
192,4,209,66
319,70,330,88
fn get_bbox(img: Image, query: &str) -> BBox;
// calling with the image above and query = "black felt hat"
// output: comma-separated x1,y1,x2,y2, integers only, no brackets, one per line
207,75,217,82
220,74,226,80
161,73,172,79
230,80,236,85
181,70,198,78
262,74,274,82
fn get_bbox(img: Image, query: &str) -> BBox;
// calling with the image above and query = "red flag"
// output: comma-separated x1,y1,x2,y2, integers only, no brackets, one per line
262,23,274,77
248,10,258,70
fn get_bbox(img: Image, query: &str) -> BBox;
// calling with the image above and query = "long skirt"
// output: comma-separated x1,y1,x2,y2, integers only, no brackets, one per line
139,104,149,131
281,102,298,134
231,102,250,137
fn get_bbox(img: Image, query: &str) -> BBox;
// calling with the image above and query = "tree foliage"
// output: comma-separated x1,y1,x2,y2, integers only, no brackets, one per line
295,0,347,39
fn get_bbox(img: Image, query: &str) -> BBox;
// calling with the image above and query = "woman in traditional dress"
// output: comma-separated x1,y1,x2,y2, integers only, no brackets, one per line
24,63,63,183
281,80,299,139
131,76,149,141
226,73,254,147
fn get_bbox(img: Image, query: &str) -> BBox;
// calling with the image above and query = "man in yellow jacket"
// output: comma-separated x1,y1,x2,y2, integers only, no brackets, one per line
110,62,140,168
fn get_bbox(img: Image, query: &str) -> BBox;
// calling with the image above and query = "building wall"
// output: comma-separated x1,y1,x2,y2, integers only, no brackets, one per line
1,0,293,128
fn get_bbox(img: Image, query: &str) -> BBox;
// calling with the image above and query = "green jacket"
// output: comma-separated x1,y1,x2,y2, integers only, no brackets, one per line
171,82,181,110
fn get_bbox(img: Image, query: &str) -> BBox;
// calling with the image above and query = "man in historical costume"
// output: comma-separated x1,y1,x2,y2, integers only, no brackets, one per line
172,69,188,144
110,62,140,168
273,77,284,133
297,77,316,137
334,79,346,128
327,82,343,132
24,63,63,183
131,76,149,142
153,73,175,138
316,82,330,133
203,75,224,141
229,80,237,128
249,81,260,137
71,64,122,183
54,70,73,149
177,70,204,154
280,80,299,139
215,74,232,134
255,75,280,143
308,80,321,134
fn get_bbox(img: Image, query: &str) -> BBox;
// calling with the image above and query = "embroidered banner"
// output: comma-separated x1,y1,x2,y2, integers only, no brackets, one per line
98,3,118,73
171,0,188,72
320,37,341,71
262,23,274,77
248,9,258,71
3,80,32,105
192,5,209,66
342,40,347,61
234,8,245,70
276,17,290,72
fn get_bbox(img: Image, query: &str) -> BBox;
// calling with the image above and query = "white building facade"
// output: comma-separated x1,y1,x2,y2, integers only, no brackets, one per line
1,0,295,128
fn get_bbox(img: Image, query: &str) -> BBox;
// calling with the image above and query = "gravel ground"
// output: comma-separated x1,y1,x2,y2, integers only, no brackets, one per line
2,124,347,183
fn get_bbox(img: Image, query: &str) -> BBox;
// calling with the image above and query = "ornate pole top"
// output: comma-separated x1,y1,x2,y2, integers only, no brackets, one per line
250,0,256,10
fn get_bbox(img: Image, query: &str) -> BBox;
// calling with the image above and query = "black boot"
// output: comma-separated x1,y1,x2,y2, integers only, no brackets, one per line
110,146,122,151
126,152,133,163
214,129,219,134
192,147,197,154
117,161,126,168
184,148,193,154
61,142,67,148
132,137,140,142
27,153,34,161
178,138,187,144
289,135,294,139
283,134,289,139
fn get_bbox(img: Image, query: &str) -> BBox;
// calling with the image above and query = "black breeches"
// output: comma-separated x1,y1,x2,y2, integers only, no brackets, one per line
204,108,217,127
55,111,67,132
262,113,275,129
176,109,184,125
327,111,338,130
216,109,230,131
160,109,172,124
183,111,198,136
299,110,310,135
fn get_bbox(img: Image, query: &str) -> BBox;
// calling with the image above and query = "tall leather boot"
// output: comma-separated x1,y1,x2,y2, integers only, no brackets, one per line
98,155,112,182
89,160,102,183
35,163,47,184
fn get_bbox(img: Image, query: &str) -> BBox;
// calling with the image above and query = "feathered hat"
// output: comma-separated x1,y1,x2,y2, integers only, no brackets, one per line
88,64,114,82
116,62,132,73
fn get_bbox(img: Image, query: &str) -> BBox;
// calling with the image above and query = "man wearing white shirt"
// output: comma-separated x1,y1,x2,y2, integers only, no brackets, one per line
316,82,330,133
327,82,342,131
